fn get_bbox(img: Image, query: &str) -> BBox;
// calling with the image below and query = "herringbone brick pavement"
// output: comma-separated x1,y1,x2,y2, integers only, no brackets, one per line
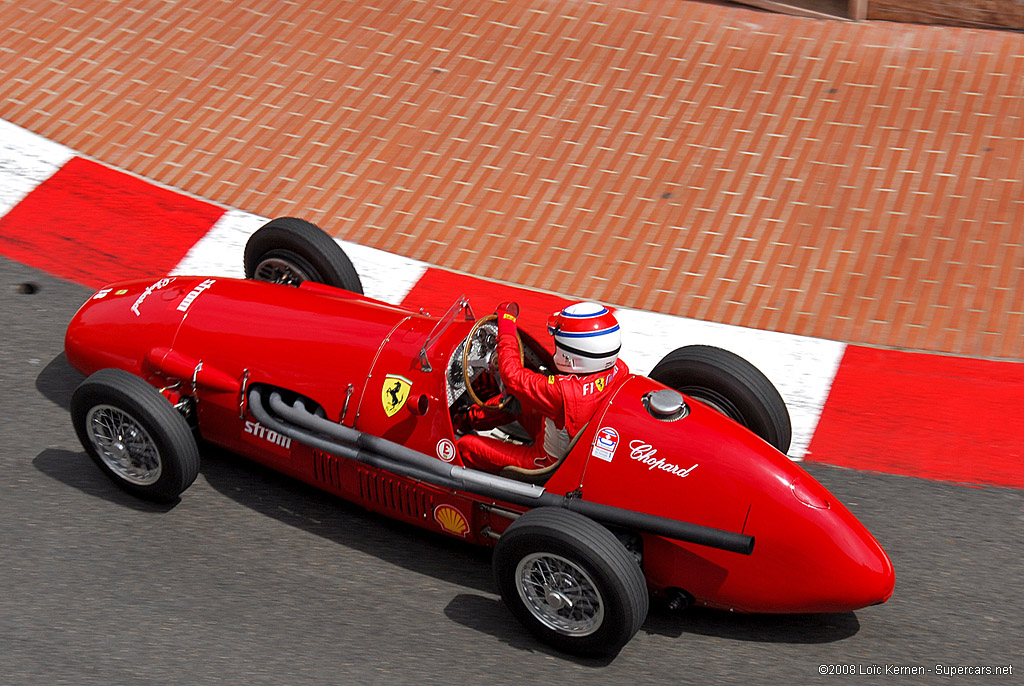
1,0,1021,359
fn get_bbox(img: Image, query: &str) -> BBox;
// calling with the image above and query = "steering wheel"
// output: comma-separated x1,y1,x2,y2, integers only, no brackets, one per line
462,314,523,410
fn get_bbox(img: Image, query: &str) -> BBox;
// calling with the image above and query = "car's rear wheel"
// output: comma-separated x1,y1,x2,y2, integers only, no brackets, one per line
493,507,648,657
71,369,200,503
649,345,791,454
244,217,363,293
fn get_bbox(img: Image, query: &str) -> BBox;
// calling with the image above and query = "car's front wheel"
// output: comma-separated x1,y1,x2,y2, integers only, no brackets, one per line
71,369,200,503
244,216,363,293
493,507,649,657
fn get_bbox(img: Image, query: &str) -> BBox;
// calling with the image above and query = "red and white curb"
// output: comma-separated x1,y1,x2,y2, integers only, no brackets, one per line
2,120,1020,488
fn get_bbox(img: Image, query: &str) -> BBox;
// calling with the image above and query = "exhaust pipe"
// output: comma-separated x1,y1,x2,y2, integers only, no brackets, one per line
666,588,693,612
249,386,755,555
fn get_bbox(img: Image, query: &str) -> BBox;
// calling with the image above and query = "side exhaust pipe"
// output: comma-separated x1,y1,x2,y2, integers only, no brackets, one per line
249,386,755,555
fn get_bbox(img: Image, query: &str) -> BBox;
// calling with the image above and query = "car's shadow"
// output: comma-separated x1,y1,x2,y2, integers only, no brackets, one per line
198,442,498,595
36,353,80,411
37,354,860,657
33,448,181,513
442,593,621,665
34,354,496,591
644,602,860,643
203,448,860,658
442,591,859,659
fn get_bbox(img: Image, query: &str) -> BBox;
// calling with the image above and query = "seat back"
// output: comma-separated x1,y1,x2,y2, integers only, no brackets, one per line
499,422,590,484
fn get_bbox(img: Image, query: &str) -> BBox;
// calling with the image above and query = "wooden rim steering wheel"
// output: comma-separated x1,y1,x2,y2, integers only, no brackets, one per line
462,314,523,410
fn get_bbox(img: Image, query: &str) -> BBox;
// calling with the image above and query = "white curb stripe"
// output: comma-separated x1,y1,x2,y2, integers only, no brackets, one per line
3,118,834,460
170,207,427,305
0,120,74,218
172,212,838,458
615,309,845,460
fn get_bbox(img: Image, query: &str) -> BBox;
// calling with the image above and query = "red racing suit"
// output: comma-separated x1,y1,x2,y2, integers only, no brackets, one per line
457,312,629,473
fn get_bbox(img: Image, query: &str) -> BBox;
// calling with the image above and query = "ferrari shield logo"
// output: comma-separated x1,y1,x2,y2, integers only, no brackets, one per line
595,377,606,393
381,374,412,417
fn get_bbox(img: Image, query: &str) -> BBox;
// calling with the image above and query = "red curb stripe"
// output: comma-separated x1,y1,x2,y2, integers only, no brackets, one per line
806,345,1024,489
0,157,224,288
2,145,1018,490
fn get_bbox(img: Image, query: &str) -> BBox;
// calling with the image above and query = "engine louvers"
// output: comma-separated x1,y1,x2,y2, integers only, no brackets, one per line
312,450,344,490
358,468,434,521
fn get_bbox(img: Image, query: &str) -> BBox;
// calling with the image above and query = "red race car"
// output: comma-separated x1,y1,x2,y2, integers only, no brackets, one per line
65,218,894,656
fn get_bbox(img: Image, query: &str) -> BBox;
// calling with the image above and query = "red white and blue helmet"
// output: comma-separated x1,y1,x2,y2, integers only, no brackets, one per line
546,302,621,374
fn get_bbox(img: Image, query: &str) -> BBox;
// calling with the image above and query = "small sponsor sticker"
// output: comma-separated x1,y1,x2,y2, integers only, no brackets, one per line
131,277,175,316
381,374,412,418
582,371,614,396
243,420,293,454
591,427,619,462
434,504,469,537
436,438,456,463
92,288,112,300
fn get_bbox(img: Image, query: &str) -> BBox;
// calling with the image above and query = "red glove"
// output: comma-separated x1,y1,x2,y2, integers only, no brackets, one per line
495,301,519,336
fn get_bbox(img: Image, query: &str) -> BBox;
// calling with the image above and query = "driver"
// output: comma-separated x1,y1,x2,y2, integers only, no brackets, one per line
456,301,629,474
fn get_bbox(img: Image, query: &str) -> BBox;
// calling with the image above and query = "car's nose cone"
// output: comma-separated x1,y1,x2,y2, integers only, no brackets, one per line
842,530,895,608
786,504,896,613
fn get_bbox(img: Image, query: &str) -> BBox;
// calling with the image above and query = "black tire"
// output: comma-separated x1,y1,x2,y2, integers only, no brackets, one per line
649,345,792,454
243,216,363,293
493,507,649,657
71,369,200,503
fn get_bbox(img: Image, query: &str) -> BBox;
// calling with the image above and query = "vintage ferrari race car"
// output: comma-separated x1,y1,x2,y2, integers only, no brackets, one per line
65,218,894,656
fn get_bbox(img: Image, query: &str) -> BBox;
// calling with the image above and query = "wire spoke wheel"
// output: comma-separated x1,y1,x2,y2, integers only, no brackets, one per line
516,553,605,636
243,217,363,293
493,507,648,656
85,404,162,485
253,254,313,285
72,369,200,503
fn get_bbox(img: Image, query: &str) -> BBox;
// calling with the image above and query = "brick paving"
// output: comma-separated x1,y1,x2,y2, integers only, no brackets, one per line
1,0,1021,360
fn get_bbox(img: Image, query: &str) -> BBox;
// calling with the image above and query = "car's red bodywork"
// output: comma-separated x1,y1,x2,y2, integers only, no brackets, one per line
66,274,894,614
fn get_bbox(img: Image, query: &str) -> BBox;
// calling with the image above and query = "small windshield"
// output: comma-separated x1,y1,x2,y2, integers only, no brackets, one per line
418,295,475,372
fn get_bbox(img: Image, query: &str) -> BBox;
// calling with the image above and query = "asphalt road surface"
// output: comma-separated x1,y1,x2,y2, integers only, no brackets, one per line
1,256,1020,685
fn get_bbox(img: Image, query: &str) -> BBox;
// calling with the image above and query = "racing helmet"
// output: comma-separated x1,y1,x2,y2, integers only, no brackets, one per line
546,302,621,374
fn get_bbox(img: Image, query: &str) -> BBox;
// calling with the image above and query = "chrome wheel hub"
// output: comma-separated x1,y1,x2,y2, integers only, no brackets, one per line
254,257,311,285
85,405,162,486
516,553,604,636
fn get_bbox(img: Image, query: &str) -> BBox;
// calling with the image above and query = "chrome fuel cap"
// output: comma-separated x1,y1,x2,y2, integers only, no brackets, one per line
645,389,689,421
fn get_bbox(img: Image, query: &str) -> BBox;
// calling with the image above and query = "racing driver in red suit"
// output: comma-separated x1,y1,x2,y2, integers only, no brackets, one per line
457,301,629,474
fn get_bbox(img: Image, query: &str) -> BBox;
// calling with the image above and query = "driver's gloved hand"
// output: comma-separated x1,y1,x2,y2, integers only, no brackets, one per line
454,403,510,435
496,301,519,336
452,411,473,436
496,301,520,319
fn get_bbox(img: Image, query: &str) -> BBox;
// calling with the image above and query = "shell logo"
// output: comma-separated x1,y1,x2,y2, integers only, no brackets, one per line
434,504,469,537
